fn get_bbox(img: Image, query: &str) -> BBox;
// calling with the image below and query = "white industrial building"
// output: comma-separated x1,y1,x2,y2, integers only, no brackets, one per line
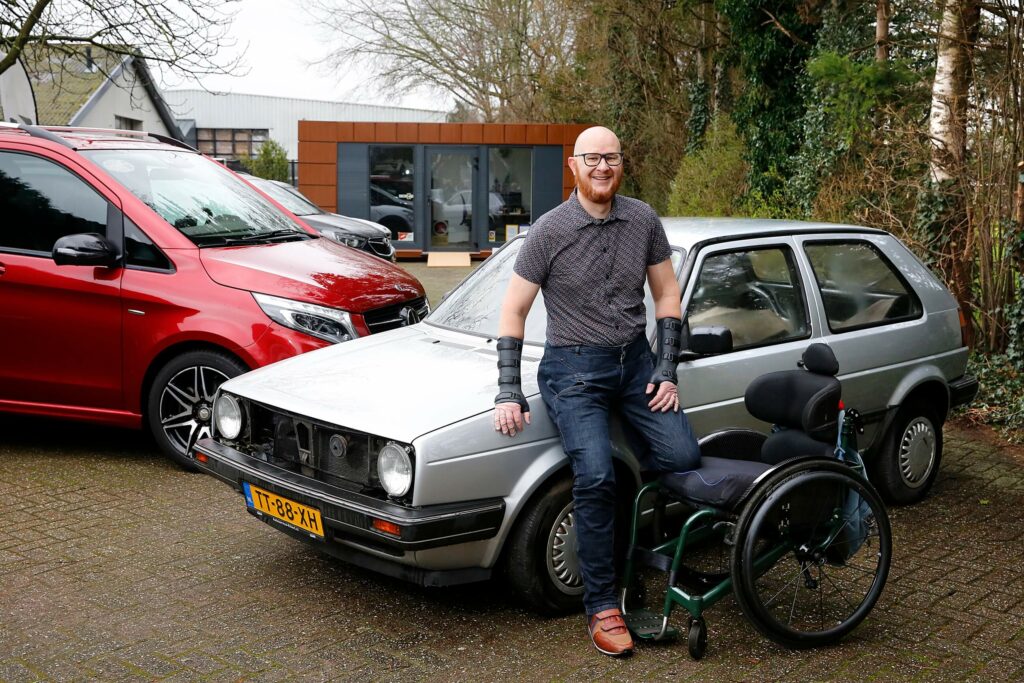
165,90,447,163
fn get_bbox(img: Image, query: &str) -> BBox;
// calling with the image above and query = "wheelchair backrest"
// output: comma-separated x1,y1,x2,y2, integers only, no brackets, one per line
744,343,841,444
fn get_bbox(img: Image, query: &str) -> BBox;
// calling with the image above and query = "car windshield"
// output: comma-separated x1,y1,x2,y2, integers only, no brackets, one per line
427,236,684,345
83,149,310,247
249,177,322,217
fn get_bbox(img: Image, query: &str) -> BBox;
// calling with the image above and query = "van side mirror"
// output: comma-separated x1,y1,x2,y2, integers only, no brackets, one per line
52,233,120,268
679,325,733,361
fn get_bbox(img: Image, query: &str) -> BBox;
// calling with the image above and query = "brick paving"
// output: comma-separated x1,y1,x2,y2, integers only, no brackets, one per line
2,416,1023,681
2,261,1023,680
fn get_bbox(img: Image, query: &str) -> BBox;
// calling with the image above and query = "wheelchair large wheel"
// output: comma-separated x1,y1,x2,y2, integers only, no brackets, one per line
730,459,891,649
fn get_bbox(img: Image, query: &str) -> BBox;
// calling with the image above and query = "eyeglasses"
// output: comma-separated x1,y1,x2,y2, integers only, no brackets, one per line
574,152,624,167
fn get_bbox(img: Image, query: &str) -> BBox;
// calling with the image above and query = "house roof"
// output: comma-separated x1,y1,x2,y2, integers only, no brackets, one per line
20,44,182,139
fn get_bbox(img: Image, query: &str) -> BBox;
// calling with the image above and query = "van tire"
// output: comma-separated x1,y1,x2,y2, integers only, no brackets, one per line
146,350,247,470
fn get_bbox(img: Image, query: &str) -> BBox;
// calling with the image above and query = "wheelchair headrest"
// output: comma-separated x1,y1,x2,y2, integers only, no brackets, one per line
744,345,842,442
801,343,838,376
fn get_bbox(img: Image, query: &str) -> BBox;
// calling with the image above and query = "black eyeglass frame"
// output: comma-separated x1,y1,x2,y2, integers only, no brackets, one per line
573,152,625,167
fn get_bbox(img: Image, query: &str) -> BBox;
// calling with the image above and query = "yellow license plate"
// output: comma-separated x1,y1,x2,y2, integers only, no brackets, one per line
243,483,324,538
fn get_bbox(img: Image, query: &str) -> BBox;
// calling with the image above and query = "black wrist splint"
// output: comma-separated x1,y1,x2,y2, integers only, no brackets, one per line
495,336,530,413
649,317,683,387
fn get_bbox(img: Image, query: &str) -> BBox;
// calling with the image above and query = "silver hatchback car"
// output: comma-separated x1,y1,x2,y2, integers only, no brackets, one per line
193,218,977,612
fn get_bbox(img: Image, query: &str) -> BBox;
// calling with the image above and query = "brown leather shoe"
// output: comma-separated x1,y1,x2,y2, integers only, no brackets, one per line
588,608,634,656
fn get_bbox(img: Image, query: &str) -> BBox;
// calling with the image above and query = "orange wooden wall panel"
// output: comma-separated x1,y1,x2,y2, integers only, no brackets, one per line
439,124,461,143
298,163,336,186
461,124,483,143
375,122,398,142
298,120,336,142
526,124,547,145
302,185,336,208
396,122,418,141
298,141,335,164
418,123,441,142
336,122,355,142
353,122,375,140
482,125,503,144
504,125,526,144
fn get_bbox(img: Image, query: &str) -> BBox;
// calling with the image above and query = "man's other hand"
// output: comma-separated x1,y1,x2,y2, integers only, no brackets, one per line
646,381,680,413
494,401,531,436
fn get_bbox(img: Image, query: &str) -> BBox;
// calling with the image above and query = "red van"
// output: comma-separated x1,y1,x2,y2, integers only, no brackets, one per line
0,124,427,467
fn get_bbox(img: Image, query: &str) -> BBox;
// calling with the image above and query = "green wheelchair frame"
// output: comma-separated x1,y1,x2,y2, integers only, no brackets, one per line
620,408,892,659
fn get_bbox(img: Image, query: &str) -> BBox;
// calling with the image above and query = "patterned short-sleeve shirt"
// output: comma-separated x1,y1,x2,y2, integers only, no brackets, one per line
514,190,672,346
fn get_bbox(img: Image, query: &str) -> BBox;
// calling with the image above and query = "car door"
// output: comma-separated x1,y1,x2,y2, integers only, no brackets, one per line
0,148,124,411
677,238,821,436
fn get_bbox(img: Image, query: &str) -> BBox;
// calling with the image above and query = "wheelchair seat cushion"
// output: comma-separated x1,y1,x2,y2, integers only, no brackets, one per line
660,457,773,511
761,428,835,465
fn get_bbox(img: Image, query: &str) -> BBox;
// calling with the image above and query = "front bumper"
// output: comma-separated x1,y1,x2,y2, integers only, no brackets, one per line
949,373,979,409
194,438,505,577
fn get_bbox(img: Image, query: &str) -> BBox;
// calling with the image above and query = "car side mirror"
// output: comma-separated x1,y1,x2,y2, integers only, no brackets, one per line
52,233,120,268
679,325,733,361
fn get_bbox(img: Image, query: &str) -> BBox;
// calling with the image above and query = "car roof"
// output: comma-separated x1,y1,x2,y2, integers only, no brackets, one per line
0,123,196,153
661,217,886,252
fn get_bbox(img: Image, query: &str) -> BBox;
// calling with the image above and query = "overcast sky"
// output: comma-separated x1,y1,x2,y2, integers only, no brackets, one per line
159,0,444,111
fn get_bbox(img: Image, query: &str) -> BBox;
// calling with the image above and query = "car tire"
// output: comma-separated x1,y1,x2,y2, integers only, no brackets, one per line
146,350,248,470
871,400,943,504
504,477,585,615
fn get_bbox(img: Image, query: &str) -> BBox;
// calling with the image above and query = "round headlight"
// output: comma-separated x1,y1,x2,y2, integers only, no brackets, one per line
214,394,243,440
377,442,412,497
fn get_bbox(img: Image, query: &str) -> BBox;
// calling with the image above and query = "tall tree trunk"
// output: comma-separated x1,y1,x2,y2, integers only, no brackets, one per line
875,0,890,63
926,0,980,347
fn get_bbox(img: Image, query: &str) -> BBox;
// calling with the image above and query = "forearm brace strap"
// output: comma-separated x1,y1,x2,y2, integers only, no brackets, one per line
495,336,530,412
649,317,683,386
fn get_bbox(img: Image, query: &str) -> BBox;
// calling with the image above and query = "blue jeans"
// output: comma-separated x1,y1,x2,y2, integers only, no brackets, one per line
538,334,700,616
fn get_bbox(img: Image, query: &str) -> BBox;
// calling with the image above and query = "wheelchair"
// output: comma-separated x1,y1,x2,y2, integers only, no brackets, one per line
621,343,892,659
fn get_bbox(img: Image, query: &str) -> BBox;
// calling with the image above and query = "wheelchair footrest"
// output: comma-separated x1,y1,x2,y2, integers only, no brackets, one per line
631,546,674,573
623,609,679,641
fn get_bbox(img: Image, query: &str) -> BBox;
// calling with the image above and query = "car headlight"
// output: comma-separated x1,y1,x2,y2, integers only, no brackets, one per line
253,292,358,343
377,442,413,497
214,393,243,440
321,230,366,249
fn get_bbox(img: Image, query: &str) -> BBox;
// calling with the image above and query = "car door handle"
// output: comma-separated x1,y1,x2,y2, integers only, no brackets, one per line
0,261,6,276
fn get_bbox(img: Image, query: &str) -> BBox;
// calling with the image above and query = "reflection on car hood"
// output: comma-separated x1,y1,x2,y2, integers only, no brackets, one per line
199,237,423,312
301,213,390,238
219,325,541,443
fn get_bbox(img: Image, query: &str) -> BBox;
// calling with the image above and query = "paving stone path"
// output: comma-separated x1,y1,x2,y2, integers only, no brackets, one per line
1,415,1022,682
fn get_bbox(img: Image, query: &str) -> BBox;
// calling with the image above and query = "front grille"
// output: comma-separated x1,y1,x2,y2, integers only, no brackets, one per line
232,400,389,493
367,237,393,257
363,296,429,334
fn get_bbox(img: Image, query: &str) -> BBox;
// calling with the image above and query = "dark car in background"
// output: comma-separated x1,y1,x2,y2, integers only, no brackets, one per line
242,174,396,261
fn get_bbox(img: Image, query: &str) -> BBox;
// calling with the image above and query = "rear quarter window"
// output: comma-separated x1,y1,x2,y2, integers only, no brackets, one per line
803,240,923,332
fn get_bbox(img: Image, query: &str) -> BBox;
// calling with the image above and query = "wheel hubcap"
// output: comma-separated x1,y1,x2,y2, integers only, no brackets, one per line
546,502,584,595
898,417,936,488
159,365,231,455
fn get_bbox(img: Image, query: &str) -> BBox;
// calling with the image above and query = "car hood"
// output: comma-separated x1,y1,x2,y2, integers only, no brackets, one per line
199,237,423,313
220,325,541,443
301,213,390,238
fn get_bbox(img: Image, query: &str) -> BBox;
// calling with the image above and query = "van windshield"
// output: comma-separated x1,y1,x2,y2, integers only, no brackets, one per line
83,149,311,247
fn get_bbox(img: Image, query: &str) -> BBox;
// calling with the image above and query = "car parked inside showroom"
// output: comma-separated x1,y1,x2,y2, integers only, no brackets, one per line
194,218,977,611
241,174,396,261
0,123,427,468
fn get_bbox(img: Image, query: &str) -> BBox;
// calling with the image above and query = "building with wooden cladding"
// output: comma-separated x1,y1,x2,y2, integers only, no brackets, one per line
298,121,590,258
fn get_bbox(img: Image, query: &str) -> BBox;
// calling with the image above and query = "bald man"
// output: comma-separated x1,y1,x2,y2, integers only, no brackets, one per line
493,126,700,657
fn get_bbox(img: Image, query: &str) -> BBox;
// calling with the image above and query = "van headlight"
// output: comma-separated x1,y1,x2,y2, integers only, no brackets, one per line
377,442,413,497
214,393,244,440
253,292,358,343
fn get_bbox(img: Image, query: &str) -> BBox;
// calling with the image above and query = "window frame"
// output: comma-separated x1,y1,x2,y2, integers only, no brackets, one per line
684,242,813,353
802,238,924,334
0,150,120,260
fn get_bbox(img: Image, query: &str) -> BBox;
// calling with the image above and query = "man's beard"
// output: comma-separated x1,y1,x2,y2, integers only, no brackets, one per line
577,172,621,204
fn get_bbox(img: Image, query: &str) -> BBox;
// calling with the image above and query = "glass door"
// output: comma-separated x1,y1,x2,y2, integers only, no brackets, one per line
427,147,477,250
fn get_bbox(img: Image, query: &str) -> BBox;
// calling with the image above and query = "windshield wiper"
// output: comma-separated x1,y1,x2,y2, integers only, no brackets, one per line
202,230,313,247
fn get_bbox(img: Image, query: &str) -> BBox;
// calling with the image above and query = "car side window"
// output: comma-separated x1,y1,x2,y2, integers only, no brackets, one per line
686,246,810,350
124,218,173,271
0,151,109,255
804,240,923,332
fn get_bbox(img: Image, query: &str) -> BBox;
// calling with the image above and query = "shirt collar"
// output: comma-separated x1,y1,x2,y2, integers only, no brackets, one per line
568,189,626,229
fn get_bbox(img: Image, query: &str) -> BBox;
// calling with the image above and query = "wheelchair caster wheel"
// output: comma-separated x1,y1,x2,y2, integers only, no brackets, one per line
687,617,707,660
